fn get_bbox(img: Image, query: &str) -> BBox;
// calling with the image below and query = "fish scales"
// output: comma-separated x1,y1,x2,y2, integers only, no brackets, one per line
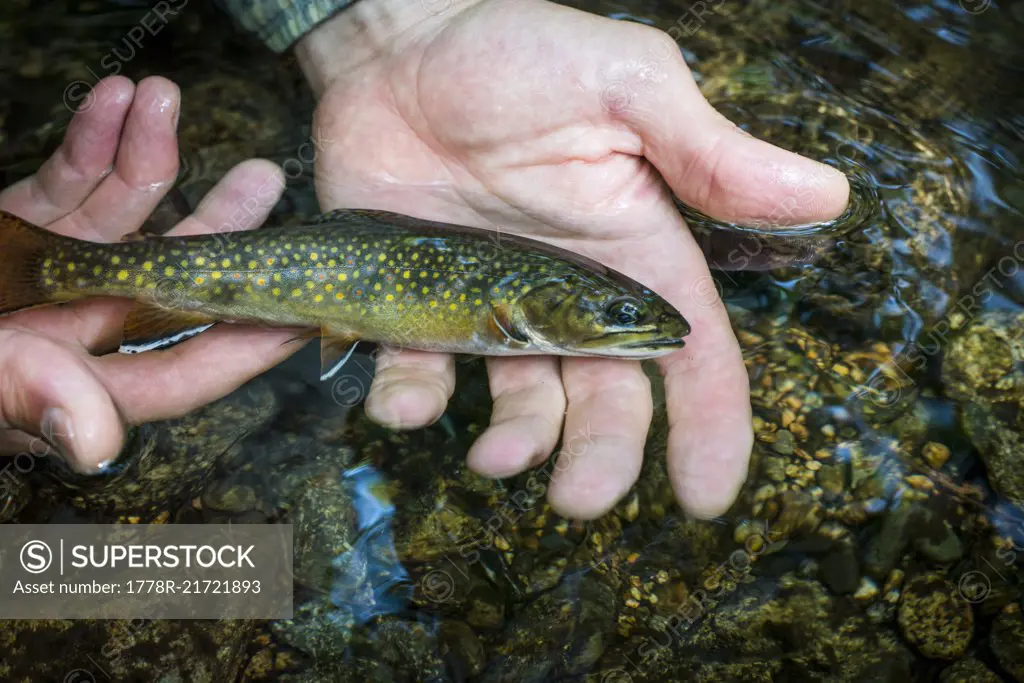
1,209,690,359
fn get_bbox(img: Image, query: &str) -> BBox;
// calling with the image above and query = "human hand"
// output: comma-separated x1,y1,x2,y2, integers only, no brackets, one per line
296,0,850,519
0,75,304,473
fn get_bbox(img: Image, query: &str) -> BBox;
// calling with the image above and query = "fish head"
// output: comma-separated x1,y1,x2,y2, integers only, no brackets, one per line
507,271,691,358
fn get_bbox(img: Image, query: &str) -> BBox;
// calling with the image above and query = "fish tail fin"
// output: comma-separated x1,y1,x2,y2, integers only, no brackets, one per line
0,210,62,315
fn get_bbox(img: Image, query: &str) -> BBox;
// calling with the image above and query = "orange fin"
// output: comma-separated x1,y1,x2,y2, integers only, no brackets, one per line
119,302,219,354
0,210,63,316
320,327,360,380
119,230,147,243
488,301,530,348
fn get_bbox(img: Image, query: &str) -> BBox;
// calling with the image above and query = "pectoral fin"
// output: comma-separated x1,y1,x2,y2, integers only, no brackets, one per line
320,328,361,380
120,303,219,354
488,301,530,349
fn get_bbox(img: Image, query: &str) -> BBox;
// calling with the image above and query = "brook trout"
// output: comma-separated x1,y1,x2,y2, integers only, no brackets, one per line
0,209,690,378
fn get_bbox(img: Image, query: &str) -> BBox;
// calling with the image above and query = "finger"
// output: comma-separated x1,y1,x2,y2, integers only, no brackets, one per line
615,29,850,225
2,299,132,355
0,76,135,225
364,348,455,429
467,356,565,477
658,274,752,519
0,329,124,473
48,75,182,242
545,358,652,520
168,159,284,236
94,325,307,425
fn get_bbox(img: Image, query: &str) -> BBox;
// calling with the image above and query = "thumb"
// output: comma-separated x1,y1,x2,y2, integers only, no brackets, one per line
0,329,125,473
617,49,850,226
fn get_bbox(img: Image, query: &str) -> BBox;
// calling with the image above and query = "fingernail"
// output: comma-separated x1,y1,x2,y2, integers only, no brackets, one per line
39,407,79,470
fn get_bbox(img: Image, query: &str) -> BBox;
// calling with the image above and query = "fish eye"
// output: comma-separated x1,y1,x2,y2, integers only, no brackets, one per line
606,296,644,326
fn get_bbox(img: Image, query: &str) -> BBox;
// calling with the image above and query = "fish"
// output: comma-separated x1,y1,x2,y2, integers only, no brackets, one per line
0,208,691,379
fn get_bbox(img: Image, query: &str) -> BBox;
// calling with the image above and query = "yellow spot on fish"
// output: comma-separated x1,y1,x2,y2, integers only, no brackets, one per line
248,260,258,269
180,260,189,268
143,261,153,271
93,265,103,276
459,293,466,302
221,259,231,268
474,298,482,306
111,256,121,265
306,281,315,290
336,292,345,300
116,270,129,281
378,254,386,262
195,276,206,285
284,243,292,250
396,284,404,293
157,255,166,263
43,258,53,268
419,271,427,278
314,294,324,302
272,288,281,296
353,270,361,279
211,271,222,280
310,253,318,261
165,267,175,277
412,253,419,261
449,303,458,311
66,263,75,272
256,277,267,286
195,257,206,266
373,283,382,292
443,291,451,299
338,273,347,282
325,283,334,292
429,300,438,308
273,273,282,282
135,275,144,286
266,257,276,266
385,293,394,302
292,288,302,297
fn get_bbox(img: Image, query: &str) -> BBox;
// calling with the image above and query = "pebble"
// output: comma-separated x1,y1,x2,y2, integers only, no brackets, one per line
854,577,880,602
773,430,796,455
914,521,964,564
922,442,952,469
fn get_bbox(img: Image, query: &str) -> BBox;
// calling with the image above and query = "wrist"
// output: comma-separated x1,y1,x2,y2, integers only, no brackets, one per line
296,0,483,96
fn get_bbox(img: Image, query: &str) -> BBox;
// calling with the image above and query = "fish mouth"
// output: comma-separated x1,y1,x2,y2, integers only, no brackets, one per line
576,334,687,358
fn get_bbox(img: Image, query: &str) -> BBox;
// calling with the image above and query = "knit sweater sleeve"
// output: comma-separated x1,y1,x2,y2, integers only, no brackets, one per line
215,0,359,53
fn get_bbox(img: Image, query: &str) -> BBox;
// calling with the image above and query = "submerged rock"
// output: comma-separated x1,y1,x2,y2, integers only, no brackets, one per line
897,574,973,659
